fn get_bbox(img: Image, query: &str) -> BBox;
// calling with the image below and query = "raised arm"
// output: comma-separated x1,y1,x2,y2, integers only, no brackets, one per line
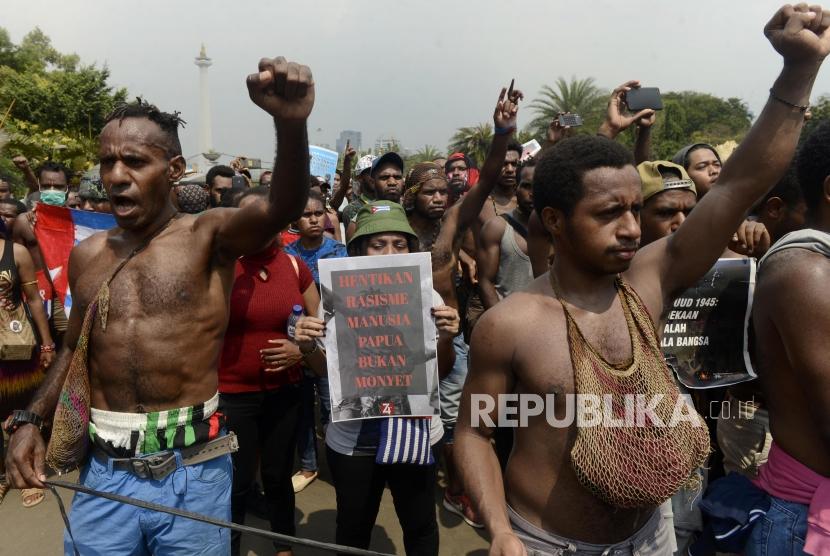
597,80,655,141
214,57,314,261
633,112,655,164
453,84,524,232
541,112,575,152
634,5,830,297
12,155,40,195
329,142,355,211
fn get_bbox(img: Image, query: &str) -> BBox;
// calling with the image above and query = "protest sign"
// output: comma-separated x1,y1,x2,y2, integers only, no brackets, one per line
661,257,757,389
309,145,339,183
318,252,439,422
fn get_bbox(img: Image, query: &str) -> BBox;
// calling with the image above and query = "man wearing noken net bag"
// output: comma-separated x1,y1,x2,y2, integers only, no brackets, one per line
455,5,830,555
3,56,315,556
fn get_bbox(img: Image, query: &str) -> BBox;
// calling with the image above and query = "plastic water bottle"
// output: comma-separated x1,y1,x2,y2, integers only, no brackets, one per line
287,305,303,339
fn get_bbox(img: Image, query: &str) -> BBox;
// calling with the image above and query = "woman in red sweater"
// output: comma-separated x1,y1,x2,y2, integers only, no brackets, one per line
218,187,320,556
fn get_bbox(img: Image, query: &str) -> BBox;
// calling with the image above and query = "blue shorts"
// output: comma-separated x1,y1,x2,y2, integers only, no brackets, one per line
64,449,232,556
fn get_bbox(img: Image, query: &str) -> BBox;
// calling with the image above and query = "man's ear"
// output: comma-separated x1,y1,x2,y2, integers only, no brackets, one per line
764,196,785,220
541,206,566,237
822,174,830,208
168,155,186,183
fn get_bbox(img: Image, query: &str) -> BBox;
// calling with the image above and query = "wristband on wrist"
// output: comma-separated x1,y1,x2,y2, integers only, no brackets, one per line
40,343,56,353
494,125,516,136
769,88,809,112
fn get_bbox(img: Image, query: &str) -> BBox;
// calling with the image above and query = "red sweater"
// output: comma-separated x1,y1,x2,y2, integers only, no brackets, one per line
218,245,314,393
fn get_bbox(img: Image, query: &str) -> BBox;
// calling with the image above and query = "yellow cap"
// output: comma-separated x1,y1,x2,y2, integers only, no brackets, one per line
637,161,696,203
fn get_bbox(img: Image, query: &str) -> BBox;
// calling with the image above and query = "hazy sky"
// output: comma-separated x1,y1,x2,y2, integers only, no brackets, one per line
4,0,830,166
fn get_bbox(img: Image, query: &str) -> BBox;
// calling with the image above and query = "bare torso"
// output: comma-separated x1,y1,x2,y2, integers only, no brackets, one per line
415,204,466,310
71,213,234,412
474,191,516,244
491,276,657,542
752,249,830,475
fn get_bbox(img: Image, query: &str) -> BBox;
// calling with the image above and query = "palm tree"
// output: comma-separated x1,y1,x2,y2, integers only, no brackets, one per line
516,128,537,145
447,123,493,167
528,76,607,138
407,145,443,165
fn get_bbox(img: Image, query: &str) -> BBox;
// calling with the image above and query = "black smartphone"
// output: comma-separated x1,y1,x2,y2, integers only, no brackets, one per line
231,175,247,188
558,113,583,127
625,87,663,110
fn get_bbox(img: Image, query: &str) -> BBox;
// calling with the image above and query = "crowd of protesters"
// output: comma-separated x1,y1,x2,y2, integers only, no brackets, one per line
1,4,830,556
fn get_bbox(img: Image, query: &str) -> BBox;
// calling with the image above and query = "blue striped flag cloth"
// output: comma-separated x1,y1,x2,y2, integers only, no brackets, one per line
375,417,434,465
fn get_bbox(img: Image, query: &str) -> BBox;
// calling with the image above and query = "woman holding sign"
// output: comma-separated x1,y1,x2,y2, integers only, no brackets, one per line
218,187,320,556
293,200,460,556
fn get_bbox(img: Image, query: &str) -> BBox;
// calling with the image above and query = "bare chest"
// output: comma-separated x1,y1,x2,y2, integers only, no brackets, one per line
516,302,633,397
73,233,217,321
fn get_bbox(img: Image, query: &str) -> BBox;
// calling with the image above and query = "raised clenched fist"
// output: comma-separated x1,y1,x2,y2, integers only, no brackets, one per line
12,155,29,170
765,4,830,65
247,57,315,121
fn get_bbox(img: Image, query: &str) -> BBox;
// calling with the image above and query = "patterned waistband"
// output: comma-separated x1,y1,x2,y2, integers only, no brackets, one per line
89,393,223,458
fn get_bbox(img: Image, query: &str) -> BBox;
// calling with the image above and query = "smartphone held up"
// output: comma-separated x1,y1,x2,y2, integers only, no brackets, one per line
625,87,663,111
558,113,584,127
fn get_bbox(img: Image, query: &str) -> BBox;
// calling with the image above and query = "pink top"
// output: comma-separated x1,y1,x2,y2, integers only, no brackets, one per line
754,441,830,555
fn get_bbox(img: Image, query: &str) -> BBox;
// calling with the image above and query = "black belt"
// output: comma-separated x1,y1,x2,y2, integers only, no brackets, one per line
92,432,239,481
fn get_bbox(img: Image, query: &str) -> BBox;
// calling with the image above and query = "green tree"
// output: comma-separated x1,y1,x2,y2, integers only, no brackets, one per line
0,27,127,194
645,92,753,159
405,145,443,166
444,125,537,169
516,128,536,145
528,77,607,139
448,123,493,167
801,93,830,143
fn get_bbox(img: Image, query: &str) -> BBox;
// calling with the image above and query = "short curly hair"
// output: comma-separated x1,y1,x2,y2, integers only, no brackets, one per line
533,135,634,217
797,120,830,219
105,97,186,158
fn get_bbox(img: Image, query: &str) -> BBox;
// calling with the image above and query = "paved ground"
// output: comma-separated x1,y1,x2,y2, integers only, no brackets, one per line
0,444,490,556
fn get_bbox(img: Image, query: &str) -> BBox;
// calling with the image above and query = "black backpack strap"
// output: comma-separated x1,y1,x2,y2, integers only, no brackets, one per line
500,213,528,240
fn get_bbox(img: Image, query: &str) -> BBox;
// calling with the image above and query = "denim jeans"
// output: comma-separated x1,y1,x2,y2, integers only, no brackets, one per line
65,449,232,555
670,468,706,554
297,372,331,472
745,495,808,555
439,335,469,443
